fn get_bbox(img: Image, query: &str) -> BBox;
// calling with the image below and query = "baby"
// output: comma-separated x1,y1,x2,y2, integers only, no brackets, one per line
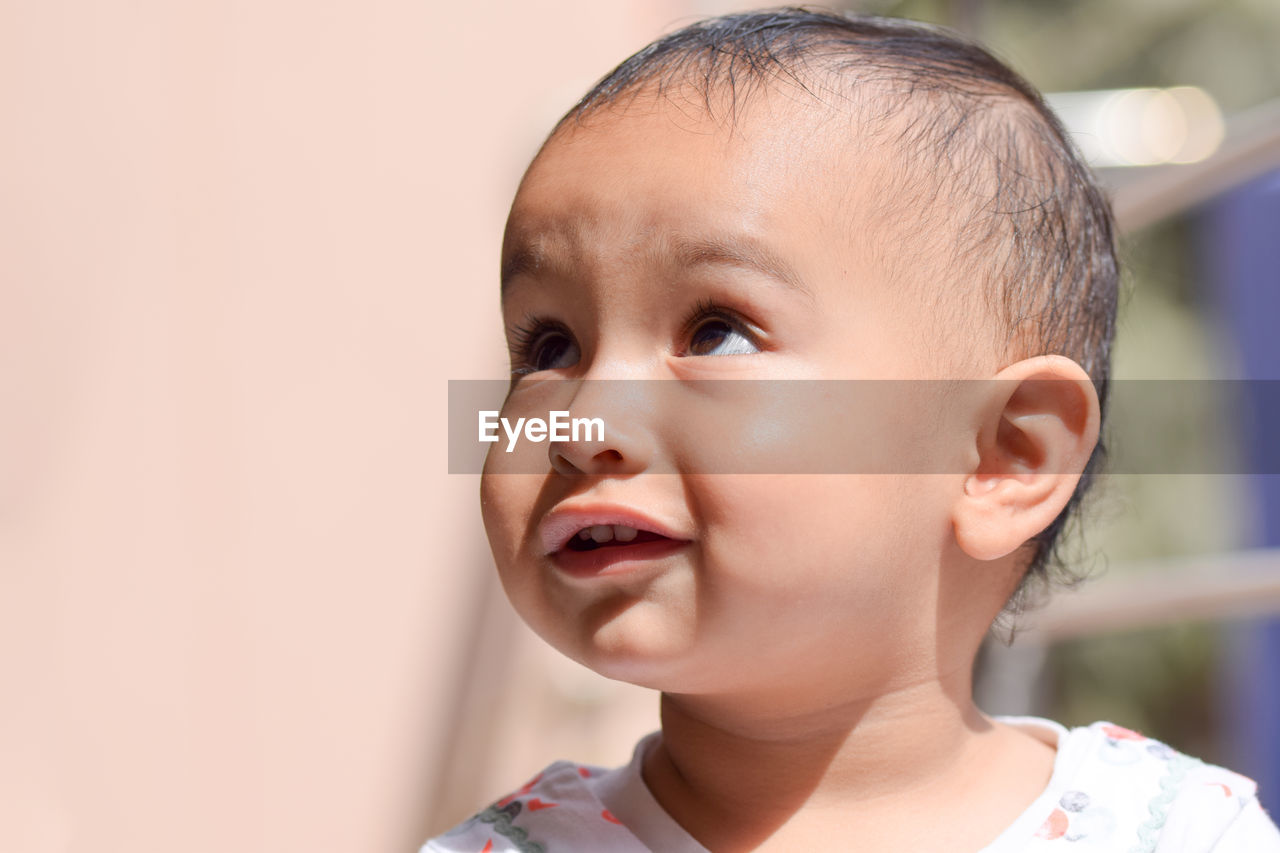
429,8,1280,852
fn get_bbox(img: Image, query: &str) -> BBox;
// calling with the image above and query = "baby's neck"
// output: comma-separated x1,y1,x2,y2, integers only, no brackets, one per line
644,675,1053,852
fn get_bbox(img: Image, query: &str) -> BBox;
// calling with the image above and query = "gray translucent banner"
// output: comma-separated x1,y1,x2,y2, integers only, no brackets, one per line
448,379,1279,474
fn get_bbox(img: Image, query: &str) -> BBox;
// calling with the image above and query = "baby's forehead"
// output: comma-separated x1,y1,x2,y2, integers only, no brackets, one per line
507,86,974,298
505,109,863,296
518,91,883,232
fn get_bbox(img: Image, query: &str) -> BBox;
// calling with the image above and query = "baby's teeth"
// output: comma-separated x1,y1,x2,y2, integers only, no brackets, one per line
613,525,638,542
590,525,613,543
577,529,592,541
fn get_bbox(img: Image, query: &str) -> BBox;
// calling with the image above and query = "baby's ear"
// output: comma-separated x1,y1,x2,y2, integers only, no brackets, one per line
951,355,1100,562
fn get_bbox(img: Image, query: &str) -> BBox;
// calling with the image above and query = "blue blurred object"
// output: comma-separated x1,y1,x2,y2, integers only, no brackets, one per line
1199,168,1280,815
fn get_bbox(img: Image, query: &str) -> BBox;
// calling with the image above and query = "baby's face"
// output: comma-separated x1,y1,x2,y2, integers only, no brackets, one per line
482,92,978,699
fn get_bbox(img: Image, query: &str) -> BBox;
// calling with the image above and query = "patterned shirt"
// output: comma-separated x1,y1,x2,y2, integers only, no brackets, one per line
424,717,1280,852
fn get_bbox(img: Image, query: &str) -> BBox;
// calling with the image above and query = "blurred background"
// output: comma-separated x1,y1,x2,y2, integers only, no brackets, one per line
2,1,1278,850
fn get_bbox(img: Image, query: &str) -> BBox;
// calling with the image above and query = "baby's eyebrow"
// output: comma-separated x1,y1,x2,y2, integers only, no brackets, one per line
669,234,812,298
500,244,544,292
501,232,812,299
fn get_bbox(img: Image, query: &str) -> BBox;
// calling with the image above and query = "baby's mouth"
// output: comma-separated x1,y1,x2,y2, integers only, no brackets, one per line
565,525,672,552
539,506,690,578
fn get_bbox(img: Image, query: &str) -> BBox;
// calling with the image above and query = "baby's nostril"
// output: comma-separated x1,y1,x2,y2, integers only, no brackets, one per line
550,449,585,476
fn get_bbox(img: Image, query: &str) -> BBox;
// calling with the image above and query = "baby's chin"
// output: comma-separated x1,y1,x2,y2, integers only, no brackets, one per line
541,593,706,691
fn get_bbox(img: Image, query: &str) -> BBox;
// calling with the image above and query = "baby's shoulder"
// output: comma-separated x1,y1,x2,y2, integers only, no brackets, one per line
422,759,647,853
1030,720,1280,851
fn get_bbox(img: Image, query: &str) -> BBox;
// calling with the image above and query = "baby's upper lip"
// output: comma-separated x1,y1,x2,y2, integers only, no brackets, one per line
538,503,691,555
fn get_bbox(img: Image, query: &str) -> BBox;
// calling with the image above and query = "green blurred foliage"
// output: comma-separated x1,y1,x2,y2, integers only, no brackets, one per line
843,0,1280,113
1049,622,1222,763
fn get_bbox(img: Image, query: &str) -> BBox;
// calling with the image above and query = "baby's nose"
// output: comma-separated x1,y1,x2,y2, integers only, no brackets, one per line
547,378,659,477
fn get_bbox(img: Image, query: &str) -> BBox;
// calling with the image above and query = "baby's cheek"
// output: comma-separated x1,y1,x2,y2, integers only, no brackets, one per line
667,380,954,476
699,474,934,614
479,473,545,600
712,473,912,551
686,475,924,687
479,473,520,555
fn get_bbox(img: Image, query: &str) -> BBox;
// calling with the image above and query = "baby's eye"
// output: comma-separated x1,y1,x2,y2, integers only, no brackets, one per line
509,320,580,375
524,330,580,373
684,308,762,357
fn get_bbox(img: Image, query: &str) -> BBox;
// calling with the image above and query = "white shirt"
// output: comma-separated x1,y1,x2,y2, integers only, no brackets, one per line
424,717,1280,852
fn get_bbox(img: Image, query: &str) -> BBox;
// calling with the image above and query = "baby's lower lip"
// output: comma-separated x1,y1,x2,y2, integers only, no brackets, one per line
549,537,689,579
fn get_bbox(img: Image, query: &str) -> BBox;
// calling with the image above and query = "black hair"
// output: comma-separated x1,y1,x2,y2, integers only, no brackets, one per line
549,6,1119,620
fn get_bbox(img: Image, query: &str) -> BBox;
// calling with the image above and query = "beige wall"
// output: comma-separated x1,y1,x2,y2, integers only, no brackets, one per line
0,2,753,850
